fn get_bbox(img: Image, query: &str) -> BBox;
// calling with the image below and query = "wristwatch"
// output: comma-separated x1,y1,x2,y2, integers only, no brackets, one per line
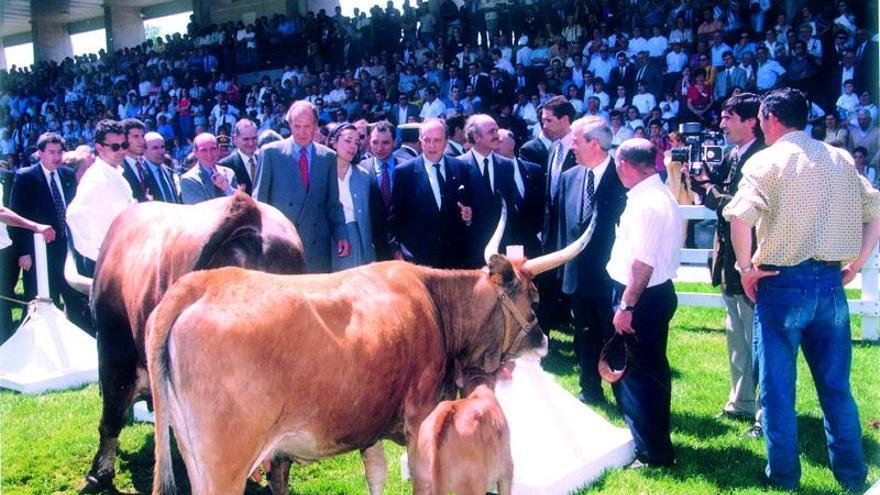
619,300,635,312
735,262,754,274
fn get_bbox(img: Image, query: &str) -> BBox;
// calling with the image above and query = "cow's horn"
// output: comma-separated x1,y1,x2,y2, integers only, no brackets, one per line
483,197,507,264
523,212,597,276
64,249,92,295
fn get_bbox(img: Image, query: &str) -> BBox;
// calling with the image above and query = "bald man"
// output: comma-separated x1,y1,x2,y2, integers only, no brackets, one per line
179,133,238,204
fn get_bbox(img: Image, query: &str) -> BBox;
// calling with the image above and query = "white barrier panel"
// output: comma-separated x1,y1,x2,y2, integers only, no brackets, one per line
0,234,98,394
675,206,880,341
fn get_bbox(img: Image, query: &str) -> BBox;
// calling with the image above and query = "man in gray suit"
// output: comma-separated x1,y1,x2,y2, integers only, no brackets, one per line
255,100,350,273
180,133,238,205
713,51,748,103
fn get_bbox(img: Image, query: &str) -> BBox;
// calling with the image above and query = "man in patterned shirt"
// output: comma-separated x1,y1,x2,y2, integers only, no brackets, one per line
724,87,879,492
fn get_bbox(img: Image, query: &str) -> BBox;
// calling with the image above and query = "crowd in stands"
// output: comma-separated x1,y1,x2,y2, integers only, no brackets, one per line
1,0,878,178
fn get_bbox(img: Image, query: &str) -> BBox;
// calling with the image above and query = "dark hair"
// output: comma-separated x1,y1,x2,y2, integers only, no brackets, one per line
120,118,146,136
760,87,808,130
540,95,576,122
722,92,763,140
446,114,466,135
36,132,65,151
94,119,125,144
853,146,868,156
330,122,358,143
369,120,395,137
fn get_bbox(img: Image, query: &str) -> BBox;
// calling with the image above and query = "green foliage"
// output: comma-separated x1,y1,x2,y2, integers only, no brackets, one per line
1,284,877,494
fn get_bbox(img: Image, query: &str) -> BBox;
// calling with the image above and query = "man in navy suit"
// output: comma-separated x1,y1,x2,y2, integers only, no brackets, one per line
256,101,350,273
120,118,150,202
390,93,421,126
142,132,180,203
558,116,627,404
9,132,90,331
456,114,519,268
497,129,545,259
218,118,259,195
388,119,471,268
518,129,551,174
358,120,397,261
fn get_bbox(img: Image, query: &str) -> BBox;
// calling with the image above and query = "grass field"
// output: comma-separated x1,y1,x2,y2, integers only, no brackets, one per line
1,282,878,494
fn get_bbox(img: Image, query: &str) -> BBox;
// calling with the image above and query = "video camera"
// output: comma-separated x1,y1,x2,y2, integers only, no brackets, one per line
671,122,724,176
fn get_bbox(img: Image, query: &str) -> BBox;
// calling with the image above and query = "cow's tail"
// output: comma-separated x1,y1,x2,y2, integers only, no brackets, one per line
147,276,205,495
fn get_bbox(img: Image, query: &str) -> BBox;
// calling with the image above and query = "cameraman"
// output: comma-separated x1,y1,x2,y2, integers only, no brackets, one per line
691,92,765,437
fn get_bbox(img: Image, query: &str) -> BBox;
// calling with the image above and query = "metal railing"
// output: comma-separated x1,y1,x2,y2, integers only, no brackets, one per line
676,205,879,341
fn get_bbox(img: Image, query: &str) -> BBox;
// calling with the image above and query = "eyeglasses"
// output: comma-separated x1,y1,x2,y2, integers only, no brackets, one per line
99,142,125,151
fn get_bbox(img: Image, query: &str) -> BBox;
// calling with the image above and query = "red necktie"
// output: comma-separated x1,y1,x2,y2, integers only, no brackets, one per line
299,148,309,190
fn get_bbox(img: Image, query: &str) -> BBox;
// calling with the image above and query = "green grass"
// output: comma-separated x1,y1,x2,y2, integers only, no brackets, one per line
1,282,878,494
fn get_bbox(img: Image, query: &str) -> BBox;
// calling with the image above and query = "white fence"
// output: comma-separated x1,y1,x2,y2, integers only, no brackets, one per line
676,205,879,341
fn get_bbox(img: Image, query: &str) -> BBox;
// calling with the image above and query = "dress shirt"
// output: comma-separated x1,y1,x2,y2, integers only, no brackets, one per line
471,149,495,191
424,157,446,209
40,164,67,208
398,106,410,125
607,174,683,287
611,126,635,149
420,98,446,120
646,36,669,58
755,60,786,91
145,159,176,201
511,158,525,197
586,154,611,191
338,166,356,223
372,156,396,189
665,51,689,73
238,149,257,181
66,157,135,261
724,130,880,266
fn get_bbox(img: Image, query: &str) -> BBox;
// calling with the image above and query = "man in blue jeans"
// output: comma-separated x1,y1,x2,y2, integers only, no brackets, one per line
723,87,880,492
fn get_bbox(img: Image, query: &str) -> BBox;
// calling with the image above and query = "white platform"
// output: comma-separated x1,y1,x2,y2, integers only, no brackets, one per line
0,300,98,394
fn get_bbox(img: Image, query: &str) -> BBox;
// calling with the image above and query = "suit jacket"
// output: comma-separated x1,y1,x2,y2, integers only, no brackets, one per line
393,145,420,164
444,140,466,158
180,164,238,205
634,61,664,101
713,66,748,101
509,157,545,258
390,103,420,126
608,64,637,95
218,151,257,195
469,74,492,99
541,146,577,253
122,157,149,202
358,155,395,261
255,139,347,273
699,139,764,295
456,150,520,267
829,65,865,95
558,159,627,297
338,165,379,265
143,160,181,203
518,137,550,175
388,155,469,269
9,164,76,259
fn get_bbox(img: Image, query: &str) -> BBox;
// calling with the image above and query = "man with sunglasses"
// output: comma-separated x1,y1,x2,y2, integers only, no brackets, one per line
67,120,135,275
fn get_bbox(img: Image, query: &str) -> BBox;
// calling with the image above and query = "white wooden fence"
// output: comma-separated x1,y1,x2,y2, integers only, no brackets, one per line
676,205,879,341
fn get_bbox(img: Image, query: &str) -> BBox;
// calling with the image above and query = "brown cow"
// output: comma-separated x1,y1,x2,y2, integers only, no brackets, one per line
75,192,306,493
147,212,596,495
412,369,512,495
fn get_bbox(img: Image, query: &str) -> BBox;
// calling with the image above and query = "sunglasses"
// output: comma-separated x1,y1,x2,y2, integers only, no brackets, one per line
100,142,125,151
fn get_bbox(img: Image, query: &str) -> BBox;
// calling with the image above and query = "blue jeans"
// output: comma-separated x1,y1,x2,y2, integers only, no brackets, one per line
754,260,867,491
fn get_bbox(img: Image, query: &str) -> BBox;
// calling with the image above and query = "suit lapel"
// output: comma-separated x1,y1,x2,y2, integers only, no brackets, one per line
288,139,308,220
414,158,440,213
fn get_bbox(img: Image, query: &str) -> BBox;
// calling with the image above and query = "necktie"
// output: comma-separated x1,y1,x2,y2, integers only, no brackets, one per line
637,66,646,81
482,157,492,194
49,172,66,236
380,160,391,207
581,169,595,223
298,148,309,190
136,158,148,196
150,164,169,201
550,141,564,199
432,162,445,208
726,69,732,88
249,157,256,180
160,167,177,203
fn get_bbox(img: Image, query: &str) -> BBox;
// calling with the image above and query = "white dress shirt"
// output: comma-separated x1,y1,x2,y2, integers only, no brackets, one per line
424,157,446,209
238,149,258,181
606,174,683,287
338,166,356,223
66,157,135,261
40,164,68,208
511,158,525,197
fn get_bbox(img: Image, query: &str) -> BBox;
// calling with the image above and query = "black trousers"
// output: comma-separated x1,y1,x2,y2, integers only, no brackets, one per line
0,246,21,342
569,291,614,400
21,240,93,336
611,280,677,466
536,271,571,333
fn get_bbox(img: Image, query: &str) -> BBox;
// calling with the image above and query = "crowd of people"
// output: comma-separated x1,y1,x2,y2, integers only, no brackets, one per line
0,0,877,493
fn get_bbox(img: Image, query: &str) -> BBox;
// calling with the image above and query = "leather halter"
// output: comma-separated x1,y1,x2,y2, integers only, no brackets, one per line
492,283,539,361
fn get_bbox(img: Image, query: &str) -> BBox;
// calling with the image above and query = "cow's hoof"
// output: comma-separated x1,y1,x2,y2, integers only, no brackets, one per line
79,474,111,494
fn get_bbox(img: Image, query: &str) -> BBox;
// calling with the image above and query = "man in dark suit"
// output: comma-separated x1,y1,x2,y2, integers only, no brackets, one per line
256,101,350,273
558,116,627,405
467,62,492,100
497,129,545,258
513,64,534,94
456,114,520,268
120,118,150,202
388,119,471,269
390,93,420,126
608,51,636,96
142,132,180,203
693,93,765,437
518,132,551,173
358,120,396,261
218,118,260,195
829,50,865,98
537,96,579,331
634,51,663,103
393,123,422,163
444,115,467,157
8,132,90,332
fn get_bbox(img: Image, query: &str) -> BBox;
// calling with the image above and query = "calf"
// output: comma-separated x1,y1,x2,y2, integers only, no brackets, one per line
413,369,513,495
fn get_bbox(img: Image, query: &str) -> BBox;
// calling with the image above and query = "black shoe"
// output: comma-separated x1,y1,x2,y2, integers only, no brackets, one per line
746,424,763,439
577,390,606,405
715,410,753,421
